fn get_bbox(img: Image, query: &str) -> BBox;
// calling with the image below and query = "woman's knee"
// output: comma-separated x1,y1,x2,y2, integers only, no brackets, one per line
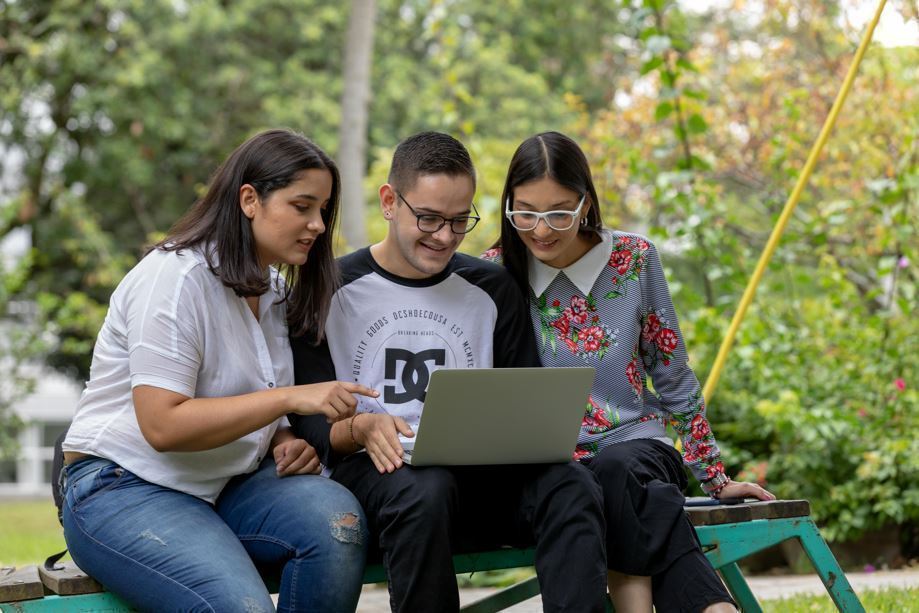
281,476,369,549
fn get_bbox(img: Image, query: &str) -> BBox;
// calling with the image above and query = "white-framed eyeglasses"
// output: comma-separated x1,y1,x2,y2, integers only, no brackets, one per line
504,194,586,231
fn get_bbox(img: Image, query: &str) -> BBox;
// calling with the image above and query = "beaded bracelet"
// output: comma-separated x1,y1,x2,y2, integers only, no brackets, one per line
349,413,365,447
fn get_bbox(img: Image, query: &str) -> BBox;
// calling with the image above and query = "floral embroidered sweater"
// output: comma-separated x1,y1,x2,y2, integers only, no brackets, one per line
484,230,727,491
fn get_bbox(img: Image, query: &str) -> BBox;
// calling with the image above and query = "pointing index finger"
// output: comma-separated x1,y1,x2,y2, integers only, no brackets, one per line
342,382,379,397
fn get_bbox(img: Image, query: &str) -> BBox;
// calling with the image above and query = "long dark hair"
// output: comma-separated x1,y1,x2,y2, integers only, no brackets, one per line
156,129,340,342
496,131,603,295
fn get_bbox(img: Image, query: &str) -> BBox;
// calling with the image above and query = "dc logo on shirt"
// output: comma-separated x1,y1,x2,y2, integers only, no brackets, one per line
384,348,445,404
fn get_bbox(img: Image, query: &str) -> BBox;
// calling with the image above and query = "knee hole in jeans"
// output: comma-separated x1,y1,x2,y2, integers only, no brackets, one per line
330,512,363,545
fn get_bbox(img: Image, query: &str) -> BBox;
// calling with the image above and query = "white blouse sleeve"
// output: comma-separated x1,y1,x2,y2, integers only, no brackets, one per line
126,253,207,398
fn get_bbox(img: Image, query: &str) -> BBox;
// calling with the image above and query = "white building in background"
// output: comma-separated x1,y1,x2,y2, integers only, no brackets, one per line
0,370,81,498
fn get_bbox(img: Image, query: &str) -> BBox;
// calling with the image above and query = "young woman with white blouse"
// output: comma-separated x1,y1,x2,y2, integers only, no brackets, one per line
60,129,377,612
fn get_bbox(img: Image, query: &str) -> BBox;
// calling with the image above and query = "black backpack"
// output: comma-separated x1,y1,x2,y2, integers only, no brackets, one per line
51,426,68,524
46,426,70,570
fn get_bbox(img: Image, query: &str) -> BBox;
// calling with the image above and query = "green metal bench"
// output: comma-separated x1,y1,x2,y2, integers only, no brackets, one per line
0,499,864,612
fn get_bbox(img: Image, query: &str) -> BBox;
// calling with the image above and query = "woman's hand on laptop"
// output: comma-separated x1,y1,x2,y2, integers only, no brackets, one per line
288,381,380,423
353,414,415,473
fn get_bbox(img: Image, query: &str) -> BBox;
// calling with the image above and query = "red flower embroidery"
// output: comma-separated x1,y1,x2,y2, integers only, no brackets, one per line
564,337,580,353
573,447,592,461
642,314,661,343
582,397,612,430
566,296,589,324
577,326,605,352
626,359,642,395
695,442,712,458
481,247,502,260
705,461,725,479
637,238,649,250
552,299,561,308
551,316,570,337
609,249,632,274
690,415,711,440
656,328,678,353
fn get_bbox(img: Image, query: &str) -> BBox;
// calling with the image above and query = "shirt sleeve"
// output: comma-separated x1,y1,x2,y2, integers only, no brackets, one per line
289,334,344,467
638,240,727,490
127,256,206,398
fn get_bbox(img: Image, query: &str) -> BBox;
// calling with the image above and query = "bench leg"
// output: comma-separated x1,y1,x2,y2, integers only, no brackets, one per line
718,562,762,613
796,520,865,613
460,576,541,613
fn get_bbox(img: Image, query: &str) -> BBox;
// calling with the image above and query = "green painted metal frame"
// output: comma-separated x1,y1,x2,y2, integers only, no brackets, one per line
3,516,865,613
365,549,541,611
697,517,865,613
0,592,132,613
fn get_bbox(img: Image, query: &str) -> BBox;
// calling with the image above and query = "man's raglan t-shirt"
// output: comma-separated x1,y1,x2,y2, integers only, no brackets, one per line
290,247,540,465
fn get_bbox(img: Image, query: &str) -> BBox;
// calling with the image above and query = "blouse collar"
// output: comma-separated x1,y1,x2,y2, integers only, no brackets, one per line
528,230,613,297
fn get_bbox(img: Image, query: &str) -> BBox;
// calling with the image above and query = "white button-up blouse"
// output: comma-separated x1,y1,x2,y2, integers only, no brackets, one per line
63,246,292,503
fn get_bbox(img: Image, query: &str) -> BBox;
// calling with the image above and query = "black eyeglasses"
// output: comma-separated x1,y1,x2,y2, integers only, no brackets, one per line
397,192,480,234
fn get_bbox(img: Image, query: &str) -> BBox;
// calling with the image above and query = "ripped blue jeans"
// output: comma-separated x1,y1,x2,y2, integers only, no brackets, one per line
62,456,367,613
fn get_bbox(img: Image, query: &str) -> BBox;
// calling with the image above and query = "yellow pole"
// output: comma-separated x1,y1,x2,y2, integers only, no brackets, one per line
702,0,888,403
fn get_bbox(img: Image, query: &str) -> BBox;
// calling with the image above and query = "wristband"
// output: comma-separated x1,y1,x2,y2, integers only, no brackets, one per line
349,413,364,447
702,472,731,498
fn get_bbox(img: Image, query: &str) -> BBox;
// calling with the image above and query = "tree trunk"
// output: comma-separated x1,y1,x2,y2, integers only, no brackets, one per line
337,0,377,249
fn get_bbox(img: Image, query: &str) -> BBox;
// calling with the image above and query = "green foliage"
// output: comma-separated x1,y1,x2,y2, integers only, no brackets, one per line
581,0,918,544
1,0,628,383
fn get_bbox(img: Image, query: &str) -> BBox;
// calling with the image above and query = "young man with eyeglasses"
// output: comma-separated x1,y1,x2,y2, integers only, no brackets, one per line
290,131,608,612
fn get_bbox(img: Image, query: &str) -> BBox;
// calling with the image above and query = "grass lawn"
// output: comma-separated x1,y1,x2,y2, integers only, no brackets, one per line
0,499,69,567
764,587,919,611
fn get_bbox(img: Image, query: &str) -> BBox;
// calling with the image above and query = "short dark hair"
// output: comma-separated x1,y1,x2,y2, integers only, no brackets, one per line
387,131,476,193
497,131,603,294
156,129,340,342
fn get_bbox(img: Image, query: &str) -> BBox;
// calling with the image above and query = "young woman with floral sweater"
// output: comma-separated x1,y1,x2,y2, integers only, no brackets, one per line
484,131,773,613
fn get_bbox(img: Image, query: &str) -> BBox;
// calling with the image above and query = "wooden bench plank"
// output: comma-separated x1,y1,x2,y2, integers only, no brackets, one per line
746,499,809,520
687,504,753,526
38,562,103,596
0,566,44,603
686,499,809,526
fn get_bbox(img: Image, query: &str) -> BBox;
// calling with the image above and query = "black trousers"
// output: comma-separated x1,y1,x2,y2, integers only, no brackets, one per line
585,438,735,613
333,454,608,613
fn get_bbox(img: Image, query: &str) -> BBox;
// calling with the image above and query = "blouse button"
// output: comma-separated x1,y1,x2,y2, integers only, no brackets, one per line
268,382,275,388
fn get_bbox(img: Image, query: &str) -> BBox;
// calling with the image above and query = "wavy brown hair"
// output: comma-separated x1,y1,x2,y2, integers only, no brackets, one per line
156,129,340,342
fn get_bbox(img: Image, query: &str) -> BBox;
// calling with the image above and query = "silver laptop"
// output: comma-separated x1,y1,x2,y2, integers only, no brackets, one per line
401,367,595,466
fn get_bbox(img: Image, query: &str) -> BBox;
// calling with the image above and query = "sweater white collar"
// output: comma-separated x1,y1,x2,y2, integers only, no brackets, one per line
528,230,613,297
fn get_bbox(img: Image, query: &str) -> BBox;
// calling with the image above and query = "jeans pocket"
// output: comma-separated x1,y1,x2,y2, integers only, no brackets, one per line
67,462,127,511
